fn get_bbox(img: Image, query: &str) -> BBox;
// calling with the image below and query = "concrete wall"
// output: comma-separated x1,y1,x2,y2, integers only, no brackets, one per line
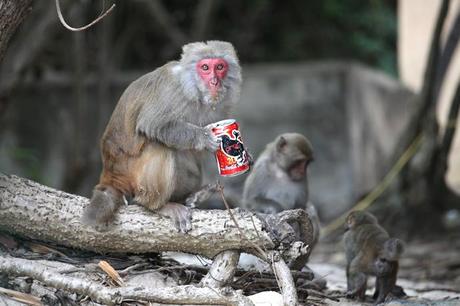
0,62,415,220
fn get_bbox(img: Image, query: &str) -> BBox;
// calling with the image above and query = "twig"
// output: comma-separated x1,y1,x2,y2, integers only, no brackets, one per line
217,182,267,261
0,287,42,306
118,263,150,276
55,0,115,32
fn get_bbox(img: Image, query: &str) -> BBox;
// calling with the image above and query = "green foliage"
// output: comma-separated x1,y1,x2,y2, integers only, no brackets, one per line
39,0,398,76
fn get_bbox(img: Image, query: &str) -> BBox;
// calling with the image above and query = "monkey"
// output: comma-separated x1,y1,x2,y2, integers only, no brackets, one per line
82,41,242,233
241,133,321,272
242,133,314,214
343,210,405,304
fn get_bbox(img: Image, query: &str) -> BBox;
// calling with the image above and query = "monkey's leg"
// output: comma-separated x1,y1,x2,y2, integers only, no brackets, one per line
374,275,392,304
346,272,367,301
82,185,123,227
158,202,192,233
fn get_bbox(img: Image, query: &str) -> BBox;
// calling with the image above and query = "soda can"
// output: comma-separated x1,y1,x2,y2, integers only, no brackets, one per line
209,119,250,177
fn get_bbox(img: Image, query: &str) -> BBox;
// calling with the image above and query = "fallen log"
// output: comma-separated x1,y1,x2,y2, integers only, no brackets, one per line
0,174,279,258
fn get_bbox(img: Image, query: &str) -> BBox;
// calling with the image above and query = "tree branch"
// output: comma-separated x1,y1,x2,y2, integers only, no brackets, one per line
0,174,317,259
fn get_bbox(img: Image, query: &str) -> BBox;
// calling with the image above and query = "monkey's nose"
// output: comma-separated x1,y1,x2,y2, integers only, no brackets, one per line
210,77,219,86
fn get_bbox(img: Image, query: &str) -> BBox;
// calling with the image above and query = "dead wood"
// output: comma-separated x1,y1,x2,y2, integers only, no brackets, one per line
0,173,317,305
0,256,255,305
0,173,278,257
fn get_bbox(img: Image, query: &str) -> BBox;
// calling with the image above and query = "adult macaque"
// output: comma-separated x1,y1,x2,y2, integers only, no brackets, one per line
242,134,318,227
343,211,405,304
82,41,242,232
242,133,314,214
241,133,320,263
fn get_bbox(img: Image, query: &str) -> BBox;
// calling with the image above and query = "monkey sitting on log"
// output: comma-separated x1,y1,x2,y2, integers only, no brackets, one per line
82,41,242,232
343,210,405,304
241,133,321,271
242,133,319,237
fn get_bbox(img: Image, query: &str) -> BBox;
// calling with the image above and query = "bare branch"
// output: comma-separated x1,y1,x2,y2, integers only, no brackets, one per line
55,0,115,32
200,250,240,288
268,251,299,306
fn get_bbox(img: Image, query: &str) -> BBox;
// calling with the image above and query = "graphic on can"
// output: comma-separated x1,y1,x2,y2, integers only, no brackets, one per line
209,119,250,177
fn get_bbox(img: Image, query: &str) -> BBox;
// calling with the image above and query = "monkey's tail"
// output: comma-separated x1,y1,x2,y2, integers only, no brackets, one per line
383,238,405,261
82,185,123,227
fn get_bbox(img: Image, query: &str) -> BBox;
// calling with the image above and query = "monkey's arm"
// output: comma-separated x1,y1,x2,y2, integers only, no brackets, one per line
137,119,218,151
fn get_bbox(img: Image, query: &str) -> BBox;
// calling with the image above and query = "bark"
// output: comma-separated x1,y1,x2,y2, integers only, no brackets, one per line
200,250,240,288
0,0,33,115
0,174,314,261
0,0,32,63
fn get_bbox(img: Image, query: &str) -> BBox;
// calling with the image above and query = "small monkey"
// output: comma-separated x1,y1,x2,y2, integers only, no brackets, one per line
242,133,320,268
343,211,405,304
82,41,242,232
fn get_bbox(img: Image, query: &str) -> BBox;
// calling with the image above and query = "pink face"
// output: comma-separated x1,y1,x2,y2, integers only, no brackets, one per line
196,58,228,99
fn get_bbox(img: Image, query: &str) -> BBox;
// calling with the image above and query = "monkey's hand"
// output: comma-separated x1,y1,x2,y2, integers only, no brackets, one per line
201,125,221,152
158,202,192,233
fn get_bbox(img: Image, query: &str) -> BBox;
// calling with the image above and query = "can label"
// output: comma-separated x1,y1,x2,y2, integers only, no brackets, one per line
209,119,250,177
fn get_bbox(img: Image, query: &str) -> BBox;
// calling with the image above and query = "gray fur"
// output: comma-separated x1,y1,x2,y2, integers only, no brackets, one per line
135,41,241,151
242,133,320,267
82,189,121,226
382,238,405,261
242,133,312,213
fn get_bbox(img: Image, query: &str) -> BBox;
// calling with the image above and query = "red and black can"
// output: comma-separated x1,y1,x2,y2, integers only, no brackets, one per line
209,119,250,177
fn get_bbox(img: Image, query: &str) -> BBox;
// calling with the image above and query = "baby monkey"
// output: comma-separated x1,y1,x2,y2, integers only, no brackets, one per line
343,211,405,304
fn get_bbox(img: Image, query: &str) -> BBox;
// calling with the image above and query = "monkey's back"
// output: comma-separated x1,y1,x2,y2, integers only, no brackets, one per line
344,224,390,273
97,66,179,200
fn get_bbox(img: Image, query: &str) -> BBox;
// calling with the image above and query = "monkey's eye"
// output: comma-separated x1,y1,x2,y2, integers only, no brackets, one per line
201,64,209,71
216,64,224,70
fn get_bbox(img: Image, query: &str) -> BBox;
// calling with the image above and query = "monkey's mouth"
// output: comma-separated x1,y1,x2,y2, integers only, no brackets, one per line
289,160,307,181
208,79,222,101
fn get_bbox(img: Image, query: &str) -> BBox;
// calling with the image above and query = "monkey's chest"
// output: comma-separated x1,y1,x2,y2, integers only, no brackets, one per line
264,180,307,209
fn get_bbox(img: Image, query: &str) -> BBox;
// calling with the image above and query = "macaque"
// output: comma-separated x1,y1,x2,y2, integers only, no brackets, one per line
343,211,405,304
82,41,242,232
242,133,320,262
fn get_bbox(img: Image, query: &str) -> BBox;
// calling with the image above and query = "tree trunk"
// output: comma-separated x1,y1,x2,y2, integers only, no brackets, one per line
0,0,33,115
0,0,32,63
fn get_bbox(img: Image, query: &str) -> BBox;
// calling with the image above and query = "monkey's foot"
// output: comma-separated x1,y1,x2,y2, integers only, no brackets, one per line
158,203,192,233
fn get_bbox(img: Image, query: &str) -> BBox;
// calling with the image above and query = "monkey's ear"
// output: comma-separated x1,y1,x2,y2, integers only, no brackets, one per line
276,136,287,151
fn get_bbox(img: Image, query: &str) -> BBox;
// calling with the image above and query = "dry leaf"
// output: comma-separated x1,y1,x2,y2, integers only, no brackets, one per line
98,260,124,286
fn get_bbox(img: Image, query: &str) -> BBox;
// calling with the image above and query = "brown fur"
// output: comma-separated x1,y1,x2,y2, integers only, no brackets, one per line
343,211,405,304
82,41,242,228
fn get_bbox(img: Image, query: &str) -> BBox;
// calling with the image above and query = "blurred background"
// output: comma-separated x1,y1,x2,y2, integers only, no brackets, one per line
1,0,459,230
